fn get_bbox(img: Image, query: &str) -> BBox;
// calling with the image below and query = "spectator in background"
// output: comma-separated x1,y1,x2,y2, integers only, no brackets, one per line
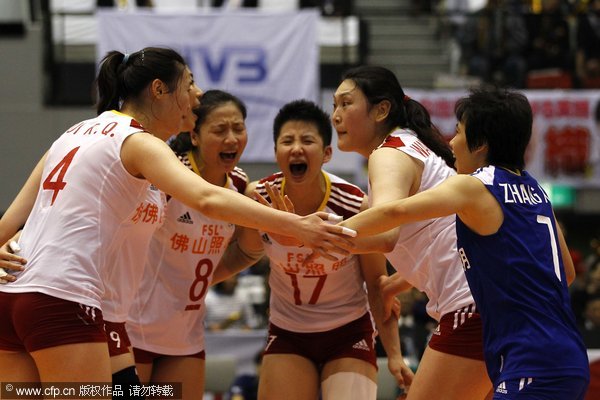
583,295,600,329
572,250,600,328
576,0,600,87
458,0,528,87
394,289,431,369
228,351,263,400
205,275,260,331
526,0,572,75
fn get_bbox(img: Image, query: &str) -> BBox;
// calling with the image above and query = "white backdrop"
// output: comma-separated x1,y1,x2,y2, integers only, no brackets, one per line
96,9,319,161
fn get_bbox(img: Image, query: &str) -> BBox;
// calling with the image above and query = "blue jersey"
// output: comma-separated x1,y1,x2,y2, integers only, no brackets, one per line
456,166,589,384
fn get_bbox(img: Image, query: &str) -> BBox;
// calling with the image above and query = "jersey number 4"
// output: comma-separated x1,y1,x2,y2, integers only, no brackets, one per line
42,147,80,205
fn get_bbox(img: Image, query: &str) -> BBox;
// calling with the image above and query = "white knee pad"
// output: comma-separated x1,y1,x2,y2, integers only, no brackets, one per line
321,372,377,400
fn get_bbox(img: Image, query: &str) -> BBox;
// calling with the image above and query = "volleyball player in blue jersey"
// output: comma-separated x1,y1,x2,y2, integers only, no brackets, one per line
340,86,590,399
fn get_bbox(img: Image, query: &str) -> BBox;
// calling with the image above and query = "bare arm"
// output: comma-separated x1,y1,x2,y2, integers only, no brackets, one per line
0,152,47,275
359,253,413,390
342,175,491,238
356,149,416,248
379,273,413,320
0,152,47,246
120,133,353,253
342,175,464,237
212,226,265,285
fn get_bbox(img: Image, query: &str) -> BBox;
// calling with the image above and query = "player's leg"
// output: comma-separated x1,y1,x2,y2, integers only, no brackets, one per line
319,313,378,400
0,293,41,382
105,321,144,399
321,358,377,400
258,354,319,400
11,293,111,382
406,347,490,400
406,305,492,399
132,347,157,384
135,363,153,384
32,342,111,381
0,350,40,381
151,355,205,400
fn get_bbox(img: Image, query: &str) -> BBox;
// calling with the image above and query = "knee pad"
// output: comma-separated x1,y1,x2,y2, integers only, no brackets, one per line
112,366,144,400
321,372,377,400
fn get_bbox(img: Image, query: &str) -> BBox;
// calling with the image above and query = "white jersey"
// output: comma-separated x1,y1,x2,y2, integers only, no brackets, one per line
256,171,369,333
0,111,149,309
100,184,166,322
374,129,474,321
127,152,248,355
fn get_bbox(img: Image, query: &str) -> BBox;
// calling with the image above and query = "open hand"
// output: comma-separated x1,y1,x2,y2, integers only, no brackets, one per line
0,241,26,283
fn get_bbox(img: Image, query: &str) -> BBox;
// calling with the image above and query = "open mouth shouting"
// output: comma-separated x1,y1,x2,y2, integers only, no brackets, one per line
220,151,239,164
289,162,308,178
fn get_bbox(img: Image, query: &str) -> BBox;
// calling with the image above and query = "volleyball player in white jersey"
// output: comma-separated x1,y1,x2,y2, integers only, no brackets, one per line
126,90,257,400
331,66,492,399
100,71,199,390
0,48,353,384
102,181,167,391
236,100,410,400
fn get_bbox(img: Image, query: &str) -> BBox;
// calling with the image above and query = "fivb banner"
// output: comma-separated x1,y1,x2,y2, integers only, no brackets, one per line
407,89,600,187
96,9,319,161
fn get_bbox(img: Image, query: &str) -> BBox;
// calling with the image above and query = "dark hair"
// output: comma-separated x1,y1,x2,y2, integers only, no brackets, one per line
342,65,454,168
170,90,247,154
273,99,332,146
95,47,186,115
455,86,533,170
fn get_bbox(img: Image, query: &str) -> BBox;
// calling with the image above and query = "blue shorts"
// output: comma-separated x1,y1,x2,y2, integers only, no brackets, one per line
492,376,589,399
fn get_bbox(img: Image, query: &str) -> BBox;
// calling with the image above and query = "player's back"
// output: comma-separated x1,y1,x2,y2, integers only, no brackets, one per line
457,166,589,383
2,111,149,309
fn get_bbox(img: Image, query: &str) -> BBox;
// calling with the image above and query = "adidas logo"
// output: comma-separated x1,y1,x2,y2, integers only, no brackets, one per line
495,381,507,394
352,339,370,351
177,212,193,224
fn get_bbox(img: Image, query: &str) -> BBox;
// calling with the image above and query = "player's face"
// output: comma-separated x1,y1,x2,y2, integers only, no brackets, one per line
332,80,379,157
180,67,203,133
450,120,479,174
162,67,202,138
193,101,247,176
275,120,331,185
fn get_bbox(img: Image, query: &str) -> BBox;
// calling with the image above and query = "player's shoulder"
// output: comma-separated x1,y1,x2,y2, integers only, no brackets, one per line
377,128,416,150
324,171,364,216
326,171,365,198
229,166,250,193
256,172,284,190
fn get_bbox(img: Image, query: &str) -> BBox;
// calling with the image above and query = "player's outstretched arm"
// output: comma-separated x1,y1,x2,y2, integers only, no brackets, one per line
121,133,355,256
341,175,478,237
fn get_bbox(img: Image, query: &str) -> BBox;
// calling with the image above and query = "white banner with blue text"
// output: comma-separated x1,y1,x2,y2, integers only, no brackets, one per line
96,9,319,162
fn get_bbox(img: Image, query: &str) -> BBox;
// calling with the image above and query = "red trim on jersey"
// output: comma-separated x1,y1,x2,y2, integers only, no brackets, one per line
381,136,406,149
256,172,284,204
130,119,144,130
229,167,249,194
328,184,364,219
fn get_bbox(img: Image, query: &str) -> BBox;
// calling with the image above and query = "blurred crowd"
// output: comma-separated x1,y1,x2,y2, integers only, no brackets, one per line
440,0,600,88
